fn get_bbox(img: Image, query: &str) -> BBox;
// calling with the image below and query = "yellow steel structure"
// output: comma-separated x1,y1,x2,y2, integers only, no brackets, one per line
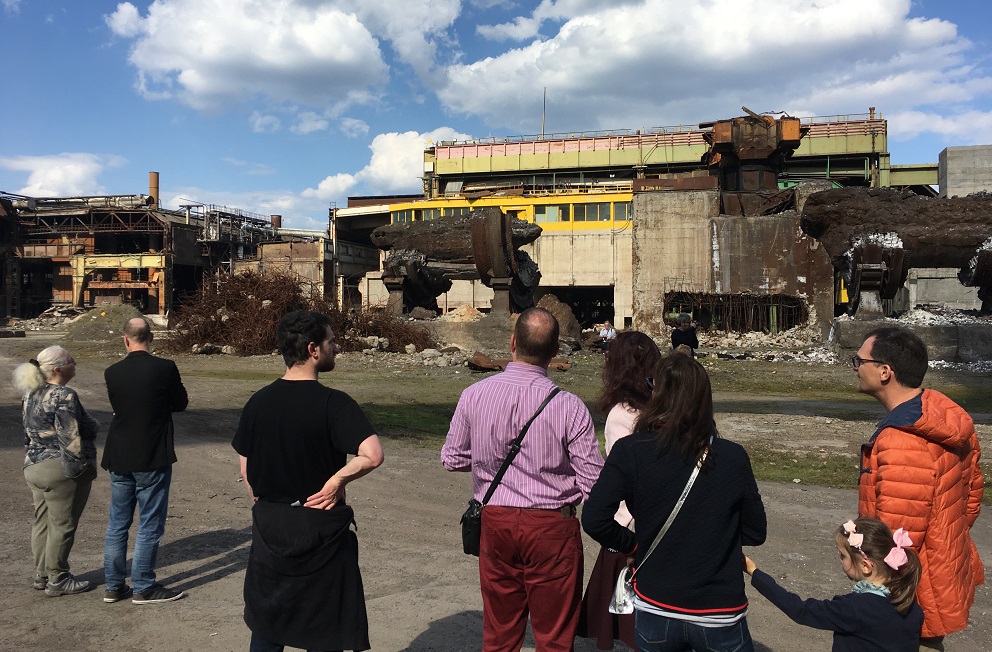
70,253,168,312
386,191,633,233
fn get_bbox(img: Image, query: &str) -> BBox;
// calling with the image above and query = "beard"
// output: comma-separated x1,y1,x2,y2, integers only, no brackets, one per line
317,356,336,373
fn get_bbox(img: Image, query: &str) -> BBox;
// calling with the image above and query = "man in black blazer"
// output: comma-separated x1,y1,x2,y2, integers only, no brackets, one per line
102,317,188,605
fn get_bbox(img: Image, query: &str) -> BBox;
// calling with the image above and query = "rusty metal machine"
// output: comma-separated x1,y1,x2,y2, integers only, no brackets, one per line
701,107,808,215
370,206,542,316
801,187,992,316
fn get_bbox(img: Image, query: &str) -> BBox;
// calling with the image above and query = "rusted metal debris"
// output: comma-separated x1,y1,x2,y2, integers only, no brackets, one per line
468,351,571,372
700,108,808,215
801,187,992,314
371,206,543,316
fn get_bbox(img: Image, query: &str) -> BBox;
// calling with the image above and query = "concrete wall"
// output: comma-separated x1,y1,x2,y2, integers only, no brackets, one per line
831,318,992,363
632,190,835,337
939,145,992,198
905,268,981,311
632,191,720,333
525,229,633,324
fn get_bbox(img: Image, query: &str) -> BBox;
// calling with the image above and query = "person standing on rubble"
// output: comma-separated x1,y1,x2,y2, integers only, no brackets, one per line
234,310,383,652
670,313,698,355
854,326,984,650
103,317,188,605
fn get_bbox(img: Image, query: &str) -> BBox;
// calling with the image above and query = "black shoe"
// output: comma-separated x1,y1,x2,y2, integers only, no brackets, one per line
104,584,132,603
132,584,186,605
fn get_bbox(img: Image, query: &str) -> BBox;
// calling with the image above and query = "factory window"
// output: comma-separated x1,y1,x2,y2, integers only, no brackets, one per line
535,204,570,223
421,208,440,221
392,209,414,223
614,202,631,221
444,206,472,216
573,202,611,222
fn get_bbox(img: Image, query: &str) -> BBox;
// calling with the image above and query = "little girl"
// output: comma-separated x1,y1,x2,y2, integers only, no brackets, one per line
744,517,923,651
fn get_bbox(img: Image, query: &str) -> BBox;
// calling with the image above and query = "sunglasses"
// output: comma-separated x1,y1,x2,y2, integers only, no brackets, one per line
850,355,884,369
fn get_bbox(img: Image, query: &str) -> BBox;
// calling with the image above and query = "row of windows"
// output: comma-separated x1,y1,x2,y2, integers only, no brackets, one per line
391,202,631,224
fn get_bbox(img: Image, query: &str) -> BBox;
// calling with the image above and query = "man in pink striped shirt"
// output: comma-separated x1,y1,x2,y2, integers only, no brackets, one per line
442,307,604,652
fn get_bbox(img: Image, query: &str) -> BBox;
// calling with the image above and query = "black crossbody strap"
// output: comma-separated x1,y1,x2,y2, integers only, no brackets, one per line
481,387,562,506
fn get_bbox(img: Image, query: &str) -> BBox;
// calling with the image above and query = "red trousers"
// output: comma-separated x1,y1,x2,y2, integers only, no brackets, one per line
479,505,583,652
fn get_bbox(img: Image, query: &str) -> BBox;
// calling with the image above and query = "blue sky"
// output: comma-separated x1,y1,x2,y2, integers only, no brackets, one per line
2,0,991,229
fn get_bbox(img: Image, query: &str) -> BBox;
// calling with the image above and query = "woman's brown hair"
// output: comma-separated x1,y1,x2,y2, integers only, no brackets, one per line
838,517,922,615
633,353,717,462
596,331,662,415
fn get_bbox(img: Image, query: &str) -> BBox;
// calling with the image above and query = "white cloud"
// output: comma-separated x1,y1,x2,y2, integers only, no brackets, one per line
292,112,330,135
887,109,992,146
301,173,359,201
249,111,281,133
103,0,464,114
105,0,389,112
0,153,125,197
302,126,472,201
438,0,992,139
340,117,370,138
2,0,20,14
104,2,142,37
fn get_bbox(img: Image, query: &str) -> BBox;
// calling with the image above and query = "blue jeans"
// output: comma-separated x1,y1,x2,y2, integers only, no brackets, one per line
104,466,172,593
635,610,754,652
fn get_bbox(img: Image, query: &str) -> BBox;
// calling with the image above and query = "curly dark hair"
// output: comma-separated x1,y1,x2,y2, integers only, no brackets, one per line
596,331,661,415
277,310,333,368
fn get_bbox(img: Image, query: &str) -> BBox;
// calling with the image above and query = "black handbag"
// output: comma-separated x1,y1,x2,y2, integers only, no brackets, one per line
459,387,561,556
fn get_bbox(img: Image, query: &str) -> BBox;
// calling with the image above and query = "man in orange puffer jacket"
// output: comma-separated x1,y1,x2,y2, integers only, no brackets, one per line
854,326,984,651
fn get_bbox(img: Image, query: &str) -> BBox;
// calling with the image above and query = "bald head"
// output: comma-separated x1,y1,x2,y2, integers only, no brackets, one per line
512,307,559,367
123,317,153,351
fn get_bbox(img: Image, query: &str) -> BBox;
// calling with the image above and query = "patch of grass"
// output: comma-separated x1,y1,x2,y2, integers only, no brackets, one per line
364,402,455,442
747,445,861,490
181,369,279,382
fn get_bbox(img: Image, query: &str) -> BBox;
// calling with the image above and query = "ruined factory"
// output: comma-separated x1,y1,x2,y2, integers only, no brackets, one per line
2,109,991,359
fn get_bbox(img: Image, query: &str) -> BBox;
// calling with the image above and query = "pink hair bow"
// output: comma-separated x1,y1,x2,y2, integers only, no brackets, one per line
884,528,913,570
842,520,864,549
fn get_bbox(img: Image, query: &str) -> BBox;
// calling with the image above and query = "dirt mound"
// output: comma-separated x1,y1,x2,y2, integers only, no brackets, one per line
438,304,483,322
63,304,144,343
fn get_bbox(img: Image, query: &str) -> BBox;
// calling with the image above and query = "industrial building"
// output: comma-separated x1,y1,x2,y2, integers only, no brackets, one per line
4,110,987,339
333,110,957,337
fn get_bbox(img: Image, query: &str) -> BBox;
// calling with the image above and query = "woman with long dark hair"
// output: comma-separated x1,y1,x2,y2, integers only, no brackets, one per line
578,331,661,650
582,353,767,652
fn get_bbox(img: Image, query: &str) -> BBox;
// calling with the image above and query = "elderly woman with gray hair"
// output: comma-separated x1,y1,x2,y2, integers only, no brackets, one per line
13,345,99,597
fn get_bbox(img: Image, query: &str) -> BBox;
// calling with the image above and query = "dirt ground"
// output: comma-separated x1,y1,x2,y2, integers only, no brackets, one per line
1,329,990,652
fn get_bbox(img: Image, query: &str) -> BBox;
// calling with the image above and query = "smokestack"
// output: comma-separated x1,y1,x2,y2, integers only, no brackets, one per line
270,214,282,229
149,171,160,208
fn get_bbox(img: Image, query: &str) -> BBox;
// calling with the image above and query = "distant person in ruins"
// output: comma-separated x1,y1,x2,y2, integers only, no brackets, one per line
594,320,617,350
670,313,698,355
103,317,188,605
854,326,984,650
234,310,383,652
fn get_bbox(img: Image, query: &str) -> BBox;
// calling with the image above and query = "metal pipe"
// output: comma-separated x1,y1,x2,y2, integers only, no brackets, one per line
149,171,160,208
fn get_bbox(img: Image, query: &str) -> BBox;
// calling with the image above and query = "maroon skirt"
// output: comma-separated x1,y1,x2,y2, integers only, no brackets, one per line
577,546,638,650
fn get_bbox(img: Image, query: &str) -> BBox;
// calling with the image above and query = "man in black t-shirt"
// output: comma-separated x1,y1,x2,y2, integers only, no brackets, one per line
232,310,384,652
